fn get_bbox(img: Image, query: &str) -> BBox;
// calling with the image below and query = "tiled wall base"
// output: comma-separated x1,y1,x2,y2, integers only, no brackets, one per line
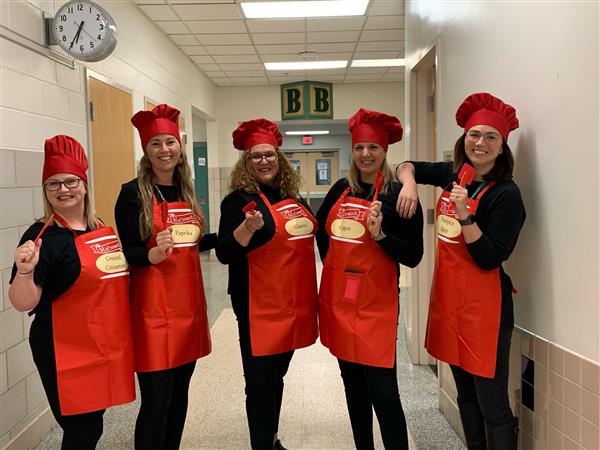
3,407,56,450
439,327,600,450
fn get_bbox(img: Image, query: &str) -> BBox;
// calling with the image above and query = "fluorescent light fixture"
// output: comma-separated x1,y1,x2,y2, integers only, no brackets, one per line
285,130,330,135
265,61,348,71
241,0,368,19
351,59,406,68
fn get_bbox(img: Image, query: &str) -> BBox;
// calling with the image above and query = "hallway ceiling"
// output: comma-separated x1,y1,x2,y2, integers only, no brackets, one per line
134,0,404,86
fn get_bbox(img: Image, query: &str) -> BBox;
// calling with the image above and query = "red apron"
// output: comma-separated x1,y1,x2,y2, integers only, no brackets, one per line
51,214,135,415
130,198,211,372
425,183,501,378
318,188,399,368
247,192,318,356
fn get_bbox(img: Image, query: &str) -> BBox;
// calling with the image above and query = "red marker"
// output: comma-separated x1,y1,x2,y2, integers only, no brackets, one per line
243,201,257,214
458,163,475,187
33,213,54,244
160,201,169,228
373,169,384,202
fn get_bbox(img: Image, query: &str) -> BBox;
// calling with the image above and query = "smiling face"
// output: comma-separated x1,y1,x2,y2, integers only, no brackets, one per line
248,143,279,186
464,125,503,175
145,134,181,180
352,142,386,182
44,172,86,215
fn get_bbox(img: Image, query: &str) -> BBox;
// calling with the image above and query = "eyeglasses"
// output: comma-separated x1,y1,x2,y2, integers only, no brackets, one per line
466,131,501,144
249,152,277,163
44,178,81,191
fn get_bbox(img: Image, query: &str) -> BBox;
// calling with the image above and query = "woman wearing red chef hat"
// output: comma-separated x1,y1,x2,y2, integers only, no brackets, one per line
8,135,135,449
316,108,424,449
115,104,216,449
396,93,526,450
216,118,318,450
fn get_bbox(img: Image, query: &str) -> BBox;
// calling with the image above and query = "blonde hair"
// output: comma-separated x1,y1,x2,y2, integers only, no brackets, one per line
137,145,205,241
42,181,99,230
346,157,394,197
229,148,301,199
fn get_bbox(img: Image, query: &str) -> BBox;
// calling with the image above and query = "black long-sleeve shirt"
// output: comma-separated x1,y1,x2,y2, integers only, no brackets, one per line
216,184,312,317
411,161,526,328
315,178,424,281
114,179,217,267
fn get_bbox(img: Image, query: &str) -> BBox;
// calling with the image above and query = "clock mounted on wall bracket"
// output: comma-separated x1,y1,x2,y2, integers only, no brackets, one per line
45,0,117,62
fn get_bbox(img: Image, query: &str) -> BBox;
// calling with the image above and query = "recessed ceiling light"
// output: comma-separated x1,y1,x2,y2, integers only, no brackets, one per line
351,59,406,68
285,130,330,135
241,0,368,19
265,61,348,71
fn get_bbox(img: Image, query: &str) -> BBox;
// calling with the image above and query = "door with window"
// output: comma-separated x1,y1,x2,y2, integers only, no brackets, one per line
193,142,210,232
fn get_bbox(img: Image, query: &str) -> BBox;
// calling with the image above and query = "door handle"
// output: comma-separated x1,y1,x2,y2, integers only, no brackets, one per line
427,208,435,225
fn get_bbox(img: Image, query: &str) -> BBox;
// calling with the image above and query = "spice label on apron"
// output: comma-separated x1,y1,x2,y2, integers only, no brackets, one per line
89,235,129,275
279,204,315,236
330,202,369,240
167,207,201,246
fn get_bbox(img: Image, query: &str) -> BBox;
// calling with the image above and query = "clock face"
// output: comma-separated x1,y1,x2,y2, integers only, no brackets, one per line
53,0,117,62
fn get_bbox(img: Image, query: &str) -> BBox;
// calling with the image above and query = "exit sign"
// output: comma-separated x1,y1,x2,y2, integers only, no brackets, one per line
302,136,313,145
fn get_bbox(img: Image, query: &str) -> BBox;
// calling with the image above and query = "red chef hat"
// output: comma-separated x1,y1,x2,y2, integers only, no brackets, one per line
455,92,519,141
42,135,88,183
131,104,181,150
232,118,282,151
348,108,403,151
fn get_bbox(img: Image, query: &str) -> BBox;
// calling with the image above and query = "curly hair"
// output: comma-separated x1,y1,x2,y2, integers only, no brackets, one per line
229,148,301,199
137,145,205,241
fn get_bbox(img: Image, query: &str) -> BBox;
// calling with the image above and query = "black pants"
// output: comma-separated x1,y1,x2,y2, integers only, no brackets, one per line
338,359,409,450
450,327,514,427
135,361,196,450
30,316,105,450
237,317,293,450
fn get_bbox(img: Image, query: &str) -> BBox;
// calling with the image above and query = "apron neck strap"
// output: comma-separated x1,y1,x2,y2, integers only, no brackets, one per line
471,181,496,200
52,212,78,236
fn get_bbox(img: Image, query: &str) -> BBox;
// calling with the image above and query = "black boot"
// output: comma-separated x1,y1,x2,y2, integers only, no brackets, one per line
458,402,488,450
273,439,288,450
486,417,518,450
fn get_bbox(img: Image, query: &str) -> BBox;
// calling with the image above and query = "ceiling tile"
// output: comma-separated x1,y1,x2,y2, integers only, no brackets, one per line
196,34,252,45
353,51,401,59
212,54,261,63
387,66,405,74
136,0,166,4
204,45,257,55
361,30,404,41
190,55,215,64
267,70,306,78
307,31,361,43
203,71,228,78
256,44,306,55
186,20,246,34
219,63,265,71
260,53,305,63
172,4,241,20
356,41,404,52
369,0,404,16
223,70,265,77
169,34,199,45
229,77,268,83
347,67,388,75
252,33,305,45
197,63,221,71
306,43,356,53
344,74,384,81
306,69,348,76
364,15,404,30
155,21,189,34
260,52,351,63
213,80,234,86
139,4,178,20
307,75,345,82
181,45,207,55
307,17,365,32
268,77,307,84
246,19,305,33
170,0,235,3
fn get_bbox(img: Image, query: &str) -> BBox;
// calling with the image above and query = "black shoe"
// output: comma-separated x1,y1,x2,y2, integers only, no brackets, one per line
458,402,487,450
273,439,288,450
486,417,518,450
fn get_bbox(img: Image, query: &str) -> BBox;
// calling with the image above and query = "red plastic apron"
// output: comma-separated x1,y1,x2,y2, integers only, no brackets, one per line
50,214,135,415
318,188,399,368
130,198,211,372
247,192,318,356
425,182,501,378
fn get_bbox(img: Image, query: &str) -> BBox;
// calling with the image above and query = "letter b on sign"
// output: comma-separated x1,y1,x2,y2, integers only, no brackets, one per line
286,89,301,113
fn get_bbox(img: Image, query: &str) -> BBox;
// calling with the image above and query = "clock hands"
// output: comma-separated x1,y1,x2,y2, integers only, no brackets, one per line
69,20,84,50
73,21,99,43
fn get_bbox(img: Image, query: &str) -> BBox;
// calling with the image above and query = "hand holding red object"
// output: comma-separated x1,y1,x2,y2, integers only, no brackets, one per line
34,213,54,244
243,201,257,214
373,169,384,202
458,163,475,187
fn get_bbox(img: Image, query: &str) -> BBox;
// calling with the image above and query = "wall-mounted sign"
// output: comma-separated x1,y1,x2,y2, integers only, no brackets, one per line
281,81,333,120
315,159,331,185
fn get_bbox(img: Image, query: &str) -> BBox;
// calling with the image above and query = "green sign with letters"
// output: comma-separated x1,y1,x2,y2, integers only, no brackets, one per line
281,81,333,120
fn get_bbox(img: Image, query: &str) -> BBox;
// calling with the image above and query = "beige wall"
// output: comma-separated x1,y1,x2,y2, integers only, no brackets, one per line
405,0,599,363
0,0,217,446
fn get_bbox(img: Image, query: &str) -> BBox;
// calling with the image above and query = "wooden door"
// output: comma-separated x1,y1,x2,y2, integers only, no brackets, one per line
88,77,135,229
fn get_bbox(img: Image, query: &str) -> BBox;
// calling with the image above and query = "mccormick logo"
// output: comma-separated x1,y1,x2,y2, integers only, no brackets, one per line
167,211,195,225
337,207,366,221
90,240,121,255
439,197,457,217
280,206,306,220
